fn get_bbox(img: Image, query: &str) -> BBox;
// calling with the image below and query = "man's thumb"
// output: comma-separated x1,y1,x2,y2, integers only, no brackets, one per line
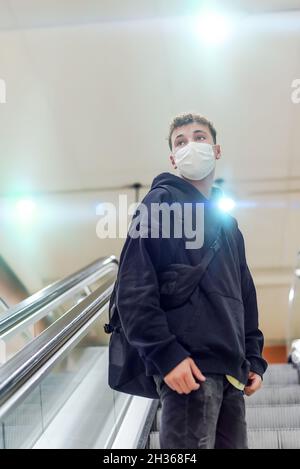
189,359,206,382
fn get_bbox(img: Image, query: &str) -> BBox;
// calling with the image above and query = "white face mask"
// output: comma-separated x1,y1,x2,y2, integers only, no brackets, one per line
173,141,216,181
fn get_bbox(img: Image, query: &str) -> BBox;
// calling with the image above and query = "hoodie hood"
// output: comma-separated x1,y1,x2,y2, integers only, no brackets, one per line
150,172,223,203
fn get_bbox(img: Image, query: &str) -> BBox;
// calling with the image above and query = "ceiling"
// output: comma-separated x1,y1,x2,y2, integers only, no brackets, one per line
0,0,300,30
0,2,300,195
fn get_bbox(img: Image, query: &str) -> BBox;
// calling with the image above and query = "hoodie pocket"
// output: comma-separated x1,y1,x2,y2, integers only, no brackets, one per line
181,291,246,360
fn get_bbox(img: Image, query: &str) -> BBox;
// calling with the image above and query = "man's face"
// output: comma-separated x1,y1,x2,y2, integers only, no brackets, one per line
170,122,221,169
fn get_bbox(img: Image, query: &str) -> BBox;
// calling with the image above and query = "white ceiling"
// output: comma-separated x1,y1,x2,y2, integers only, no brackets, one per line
0,0,300,30
0,2,300,196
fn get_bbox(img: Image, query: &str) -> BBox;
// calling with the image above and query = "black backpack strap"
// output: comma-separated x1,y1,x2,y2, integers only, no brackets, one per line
104,276,121,334
157,223,223,310
196,224,223,281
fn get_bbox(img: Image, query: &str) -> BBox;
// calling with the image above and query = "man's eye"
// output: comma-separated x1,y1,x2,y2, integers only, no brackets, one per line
196,136,206,141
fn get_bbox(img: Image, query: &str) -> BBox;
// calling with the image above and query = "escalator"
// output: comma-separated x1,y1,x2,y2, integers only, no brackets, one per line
148,364,300,449
0,255,300,449
0,298,8,315
0,256,156,449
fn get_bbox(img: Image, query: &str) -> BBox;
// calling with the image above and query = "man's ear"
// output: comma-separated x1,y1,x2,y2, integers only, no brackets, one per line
214,145,221,160
170,154,177,169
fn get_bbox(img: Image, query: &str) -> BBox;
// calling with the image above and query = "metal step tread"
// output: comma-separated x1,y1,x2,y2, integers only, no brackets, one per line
148,429,300,449
246,385,300,406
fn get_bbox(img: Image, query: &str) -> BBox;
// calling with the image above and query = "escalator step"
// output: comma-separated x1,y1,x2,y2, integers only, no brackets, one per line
246,405,300,429
280,429,300,449
247,430,279,449
263,365,299,386
248,429,300,449
265,364,294,372
155,404,300,434
148,429,300,449
246,385,300,406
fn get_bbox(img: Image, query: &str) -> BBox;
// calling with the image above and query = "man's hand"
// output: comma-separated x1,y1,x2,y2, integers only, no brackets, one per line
244,371,262,396
164,357,206,395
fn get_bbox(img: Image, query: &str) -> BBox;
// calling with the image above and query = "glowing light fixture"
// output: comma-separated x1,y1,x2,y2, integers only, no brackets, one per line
16,198,36,222
217,196,236,213
195,11,234,44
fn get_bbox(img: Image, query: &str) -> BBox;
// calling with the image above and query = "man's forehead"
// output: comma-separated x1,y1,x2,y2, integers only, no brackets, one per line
172,123,209,141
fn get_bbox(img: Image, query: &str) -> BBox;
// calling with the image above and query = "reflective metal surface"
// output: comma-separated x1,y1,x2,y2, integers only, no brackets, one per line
0,256,118,363
0,255,117,334
0,263,133,449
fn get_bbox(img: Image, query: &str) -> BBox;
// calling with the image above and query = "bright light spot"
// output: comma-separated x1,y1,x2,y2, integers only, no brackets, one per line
76,294,86,305
218,197,236,213
16,198,36,222
195,11,234,44
295,268,300,278
289,288,295,304
96,203,104,214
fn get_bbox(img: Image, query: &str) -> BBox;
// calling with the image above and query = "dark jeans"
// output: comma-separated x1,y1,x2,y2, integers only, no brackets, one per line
153,373,248,449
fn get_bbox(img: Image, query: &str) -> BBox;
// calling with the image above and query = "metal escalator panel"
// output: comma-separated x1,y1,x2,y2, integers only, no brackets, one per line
0,256,118,365
1,341,122,449
0,263,135,449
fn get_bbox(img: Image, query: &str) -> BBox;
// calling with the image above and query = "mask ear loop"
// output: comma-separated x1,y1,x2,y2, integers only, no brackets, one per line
213,144,222,161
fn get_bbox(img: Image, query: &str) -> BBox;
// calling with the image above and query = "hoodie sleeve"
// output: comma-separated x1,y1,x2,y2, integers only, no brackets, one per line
116,188,191,378
236,225,268,378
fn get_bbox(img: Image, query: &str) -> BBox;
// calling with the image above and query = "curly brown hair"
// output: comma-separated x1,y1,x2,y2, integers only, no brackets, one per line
168,113,217,150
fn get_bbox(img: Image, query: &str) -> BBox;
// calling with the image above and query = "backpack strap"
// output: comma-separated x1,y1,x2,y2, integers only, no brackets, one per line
196,223,223,279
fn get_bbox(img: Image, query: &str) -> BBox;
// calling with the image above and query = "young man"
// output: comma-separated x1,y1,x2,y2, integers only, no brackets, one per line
116,113,268,449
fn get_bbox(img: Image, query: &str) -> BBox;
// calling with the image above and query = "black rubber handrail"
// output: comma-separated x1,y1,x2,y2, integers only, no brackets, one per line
0,272,116,410
0,255,118,335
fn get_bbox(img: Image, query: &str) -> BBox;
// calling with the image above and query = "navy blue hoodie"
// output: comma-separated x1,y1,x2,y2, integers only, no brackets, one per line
116,172,268,385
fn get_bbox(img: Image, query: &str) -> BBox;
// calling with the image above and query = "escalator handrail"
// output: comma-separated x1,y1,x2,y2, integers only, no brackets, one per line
0,297,9,310
0,272,116,416
0,255,118,335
